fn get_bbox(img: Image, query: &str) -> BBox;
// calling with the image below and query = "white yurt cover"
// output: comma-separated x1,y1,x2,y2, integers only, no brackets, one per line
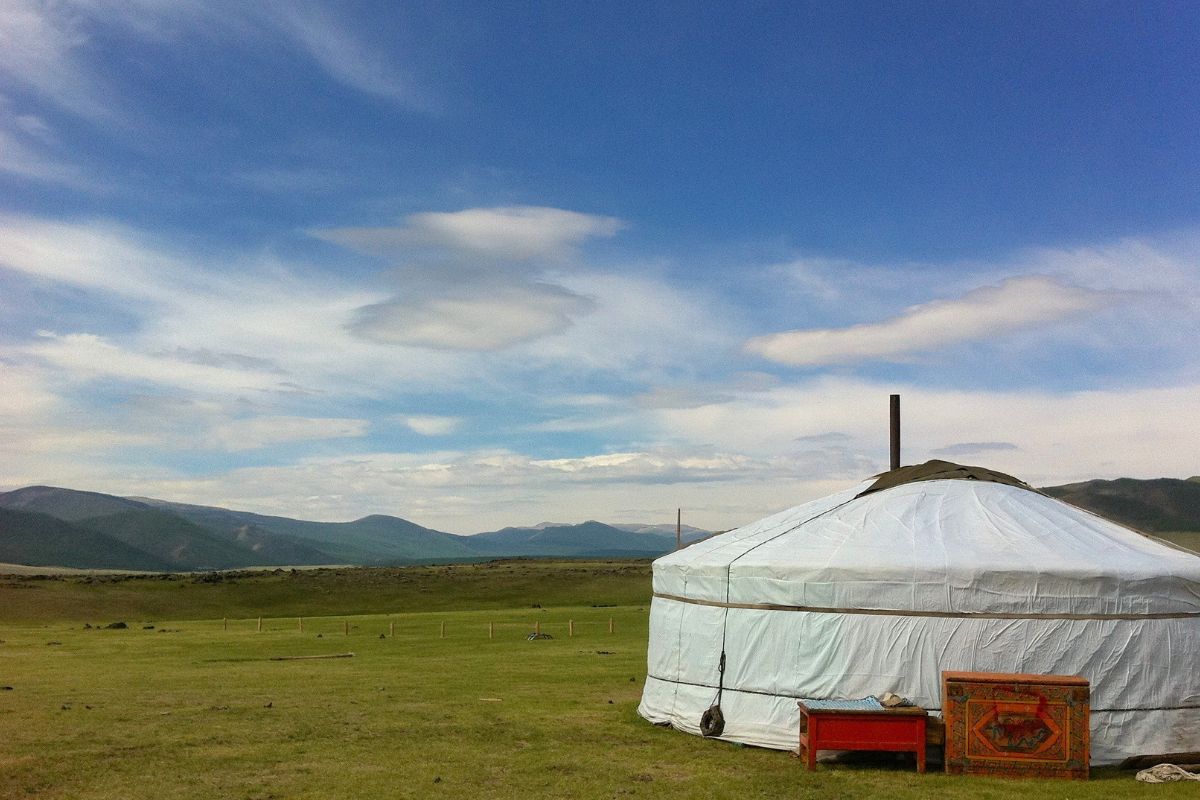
638,463,1200,764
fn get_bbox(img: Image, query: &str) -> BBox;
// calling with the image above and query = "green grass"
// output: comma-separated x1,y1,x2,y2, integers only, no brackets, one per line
0,560,652,624
0,562,1189,799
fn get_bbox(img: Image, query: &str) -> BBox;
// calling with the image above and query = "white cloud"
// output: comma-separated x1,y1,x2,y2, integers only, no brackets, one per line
318,206,624,262
0,1,115,122
0,215,480,397
28,332,289,394
211,415,369,451
0,1,432,124
315,206,628,352
0,362,59,416
0,215,187,299
0,125,93,188
401,415,460,436
932,441,1019,456
1028,235,1200,297
265,1,431,108
97,447,819,532
745,276,1114,366
525,271,737,376
649,376,1200,486
3,214,1198,534
350,283,594,350
6,371,1200,533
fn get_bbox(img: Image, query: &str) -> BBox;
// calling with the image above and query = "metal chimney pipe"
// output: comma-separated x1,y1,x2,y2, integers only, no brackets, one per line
890,394,901,470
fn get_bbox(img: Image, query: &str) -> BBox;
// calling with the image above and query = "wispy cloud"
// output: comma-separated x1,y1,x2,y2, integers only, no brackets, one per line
746,276,1114,366
649,376,1200,485
0,215,473,400
0,1,435,133
350,283,595,351
316,206,626,352
265,1,432,109
317,206,624,263
0,1,117,123
92,447,827,532
401,415,461,436
931,441,1019,457
0,120,94,188
212,415,369,452
0,215,187,299
29,332,289,394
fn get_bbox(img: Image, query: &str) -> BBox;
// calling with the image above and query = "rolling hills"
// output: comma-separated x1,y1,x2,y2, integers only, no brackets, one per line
0,485,689,571
467,520,675,557
0,507,174,571
1041,476,1200,533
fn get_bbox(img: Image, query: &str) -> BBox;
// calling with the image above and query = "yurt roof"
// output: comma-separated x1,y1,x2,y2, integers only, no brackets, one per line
653,461,1200,617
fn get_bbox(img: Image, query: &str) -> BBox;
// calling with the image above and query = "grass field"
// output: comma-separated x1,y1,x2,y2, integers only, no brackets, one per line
0,561,1191,799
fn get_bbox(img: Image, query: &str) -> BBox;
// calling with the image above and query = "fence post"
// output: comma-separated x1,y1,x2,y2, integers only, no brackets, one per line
389,621,395,638
223,617,227,631
489,622,494,639
257,617,262,633
569,619,574,637
344,620,349,636
298,617,303,632
535,620,540,636
440,621,446,639
608,617,614,634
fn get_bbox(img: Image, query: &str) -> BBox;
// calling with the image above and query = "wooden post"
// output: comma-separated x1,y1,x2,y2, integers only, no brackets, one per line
389,621,395,638
298,617,303,632
256,617,262,633
223,617,227,631
344,620,349,636
608,617,614,634
569,619,574,637
440,621,445,639
535,620,540,636
488,622,494,639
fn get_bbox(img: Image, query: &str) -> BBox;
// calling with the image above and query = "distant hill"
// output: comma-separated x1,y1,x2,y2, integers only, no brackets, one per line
468,521,675,558
611,522,713,543
0,486,151,521
76,509,279,571
134,499,476,564
1041,477,1200,533
0,507,173,571
0,485,684,569
226,523,341,565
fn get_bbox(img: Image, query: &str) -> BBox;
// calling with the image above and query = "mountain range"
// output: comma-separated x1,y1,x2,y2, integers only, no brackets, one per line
0,485,711,571
2,476,1198,572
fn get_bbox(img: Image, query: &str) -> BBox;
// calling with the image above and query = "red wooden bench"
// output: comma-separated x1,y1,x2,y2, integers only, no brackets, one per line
797,701,928,772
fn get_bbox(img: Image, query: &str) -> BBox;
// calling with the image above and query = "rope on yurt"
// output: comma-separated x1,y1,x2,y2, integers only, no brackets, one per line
699,494,861,737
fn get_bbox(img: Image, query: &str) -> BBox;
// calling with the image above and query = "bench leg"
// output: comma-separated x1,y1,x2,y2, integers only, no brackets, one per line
916,739,926,774
804,719,818,771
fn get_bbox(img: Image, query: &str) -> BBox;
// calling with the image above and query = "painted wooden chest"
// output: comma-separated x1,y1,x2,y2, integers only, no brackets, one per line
942,671,1089,779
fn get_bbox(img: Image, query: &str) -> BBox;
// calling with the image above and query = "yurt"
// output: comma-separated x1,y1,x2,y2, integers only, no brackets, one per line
638,460,1200,764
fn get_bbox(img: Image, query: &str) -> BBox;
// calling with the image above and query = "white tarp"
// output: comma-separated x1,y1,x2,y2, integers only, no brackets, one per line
638,478,1200,764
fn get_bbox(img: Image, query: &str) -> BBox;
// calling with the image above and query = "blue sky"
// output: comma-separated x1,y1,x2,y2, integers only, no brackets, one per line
2,1,1198,532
